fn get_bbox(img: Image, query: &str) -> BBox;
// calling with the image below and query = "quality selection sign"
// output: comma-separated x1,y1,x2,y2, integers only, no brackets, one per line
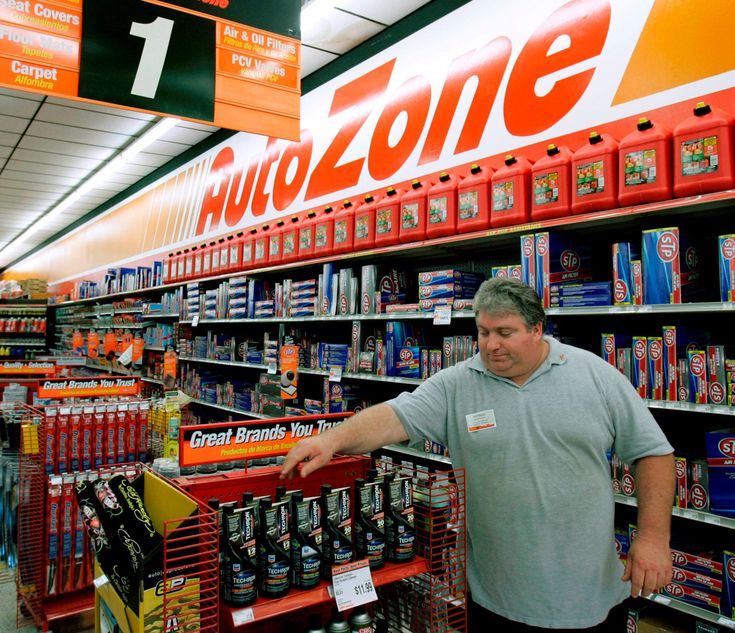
0,0,300,139
0,360,55,375
38,376,140,398
179,413,349,467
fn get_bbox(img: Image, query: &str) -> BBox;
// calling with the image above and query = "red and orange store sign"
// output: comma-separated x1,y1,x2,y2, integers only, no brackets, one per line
0,360,55,375
37,376,140,398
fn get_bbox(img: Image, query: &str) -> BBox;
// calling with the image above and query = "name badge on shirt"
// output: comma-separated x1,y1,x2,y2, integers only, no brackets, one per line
466,409,497,433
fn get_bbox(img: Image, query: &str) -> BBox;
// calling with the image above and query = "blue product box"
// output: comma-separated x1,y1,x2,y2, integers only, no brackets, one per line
689,349,708,404
661,582,721,613
642,227,680,304
706,429,735,518
720,235,735,302
632,336,648,399
393,346,421,378
612,242,639,305
601,334,631,367
722,550,735,619
671,566,723,593
549,281,612,296
418,270,484,285
549,295,610,307
535,232,592,308
520,234,536,291
491,266,510,278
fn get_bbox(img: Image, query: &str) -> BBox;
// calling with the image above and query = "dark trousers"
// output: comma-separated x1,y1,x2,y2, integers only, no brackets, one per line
468,597,631,632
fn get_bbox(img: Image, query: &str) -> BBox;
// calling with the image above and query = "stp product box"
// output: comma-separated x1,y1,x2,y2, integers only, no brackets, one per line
671,566,722,593
535,232,592,308
689,349,708,404
670,547,723,577
661,582,720,613
642,227,701,304
707,345,727,406
706,429,735,518
601,333,630,367
688,459,710,512
648,337,664,400
662,326,677,401
722,550,735,619
632,336,649,398
719,234,735,302
612,242,640,305
674,456,688,508
520,233,536,291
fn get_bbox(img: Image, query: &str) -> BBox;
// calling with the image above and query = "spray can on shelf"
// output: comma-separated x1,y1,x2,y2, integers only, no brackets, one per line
327,609,350,633
348,606,373,633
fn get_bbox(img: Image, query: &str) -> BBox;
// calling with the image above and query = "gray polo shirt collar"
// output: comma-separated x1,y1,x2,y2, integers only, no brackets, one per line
468,336,568,386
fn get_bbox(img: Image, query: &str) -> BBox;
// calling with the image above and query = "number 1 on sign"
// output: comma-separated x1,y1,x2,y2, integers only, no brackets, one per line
130,17,174,98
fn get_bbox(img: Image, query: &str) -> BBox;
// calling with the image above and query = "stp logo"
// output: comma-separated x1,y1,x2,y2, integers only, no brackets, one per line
626,614,636,633
622,473,635,495
718,438,735,457
522,236,535,257
656,231,679,262
633,339,646,360
613,279,628,303
560,249,580,272
399,348,413,361
536,235,549,256
443,341,452,356
727,556,735,582
603,337,614,355
632,261,641,275
495,268,508,277
419,286,434,297
710,382,725,404
671,552,687,565
675,460,686,478
671,568,686,583
689,354,705,377
663,329,675,347
510,267,522,279
649,340,662,360
418,272,432,284
689,483,708,510
664,583,684,598
721,237,735,260
685,246,699,270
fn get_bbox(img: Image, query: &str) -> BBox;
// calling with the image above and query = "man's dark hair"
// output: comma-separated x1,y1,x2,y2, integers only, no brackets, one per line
473,277,546,330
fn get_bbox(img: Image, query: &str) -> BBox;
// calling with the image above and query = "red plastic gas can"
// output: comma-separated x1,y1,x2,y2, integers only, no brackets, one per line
298,211,318,260
253,225,270,268
163,253,174,284
353,194,378,251
673,102,735,198
427,172,459,239
218,238,230,274
268,220,285,266
173,251,184,283
457,163,493,233
201,243,212,277
240,229,257,270
192,246,202,279
281,216,299,264
182,249,193,281
227,234,241,273
375,187,402,248
333,200,355,255
491,154,533,228
314,206,335,258
572,131,619,214
211,240,223,275
399,179,428,243
618,117,672,206
531,144,573,221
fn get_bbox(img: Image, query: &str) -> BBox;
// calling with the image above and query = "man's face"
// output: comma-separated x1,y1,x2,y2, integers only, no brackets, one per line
476,310,544,384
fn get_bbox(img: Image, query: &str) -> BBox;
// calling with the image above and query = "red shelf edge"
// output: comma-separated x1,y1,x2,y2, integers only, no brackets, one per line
42,587,94,621
223,558,428,629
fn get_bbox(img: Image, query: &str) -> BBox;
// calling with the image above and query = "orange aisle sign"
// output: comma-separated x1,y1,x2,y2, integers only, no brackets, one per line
38,376,140,399
0,0,300,139
87,330,99,359
179,412,351,467
0,361,55,376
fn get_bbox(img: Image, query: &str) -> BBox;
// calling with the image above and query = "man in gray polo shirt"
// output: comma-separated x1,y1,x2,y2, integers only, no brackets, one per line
281,277,674,631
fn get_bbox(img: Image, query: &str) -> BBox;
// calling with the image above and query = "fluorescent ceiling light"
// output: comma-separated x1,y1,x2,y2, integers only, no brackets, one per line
301,0,334,27
0,116,181,261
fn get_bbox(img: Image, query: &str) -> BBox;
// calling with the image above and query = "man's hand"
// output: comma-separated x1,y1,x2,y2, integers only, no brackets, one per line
621,535,672,598
280,435,336,479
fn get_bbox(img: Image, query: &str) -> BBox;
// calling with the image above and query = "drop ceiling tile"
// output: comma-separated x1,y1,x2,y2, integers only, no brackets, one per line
19,136,117,160
301,46,339,76
1,179,70,194
333,0,430,24
38,103,152,137
140,139,190,157
164,127,214,146
2,169,78,187
177,120,219,133
302,9,384,54
0,147,11,159
28,120,130,149
11,148,100,170
126,153,173,168
8,159,91,179
0,188,59,203
0,115,28,135
0,87,43,101
0,131,20,147
47,96,157,121
0,94,42,118
116,162,157,178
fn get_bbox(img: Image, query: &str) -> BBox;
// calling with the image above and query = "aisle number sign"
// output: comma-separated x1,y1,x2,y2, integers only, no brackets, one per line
0,0,301,139
37,376,140,398
179,413,350,467
0,360,55,375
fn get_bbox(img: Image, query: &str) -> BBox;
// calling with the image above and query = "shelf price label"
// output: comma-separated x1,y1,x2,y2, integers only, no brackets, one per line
433,305,452,325
332,559,377,612
329,365,343,382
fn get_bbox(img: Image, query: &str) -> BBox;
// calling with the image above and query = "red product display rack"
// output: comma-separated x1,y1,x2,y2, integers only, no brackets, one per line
175,455,467,633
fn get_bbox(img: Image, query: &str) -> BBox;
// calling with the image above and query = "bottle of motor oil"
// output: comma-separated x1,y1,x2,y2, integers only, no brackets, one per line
571,131,619,214
490,154,532,228
281,216,300,264
327,609,350,633
353,478,385,570
384,474,415,562
223,503,257,606
353,194,378,251
298,211,318,261
426,172,459,238
531,144,573,221
257,497,290,598
314,206,336,258
399,179,428,243
348,606,373,633
253,225,270,268
374,187,402,248
320,484,354,579
457,163,493,233
268,220,285,267
290,490,322,589
618,117,673,206
333,200,356,255
673,101,735,198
